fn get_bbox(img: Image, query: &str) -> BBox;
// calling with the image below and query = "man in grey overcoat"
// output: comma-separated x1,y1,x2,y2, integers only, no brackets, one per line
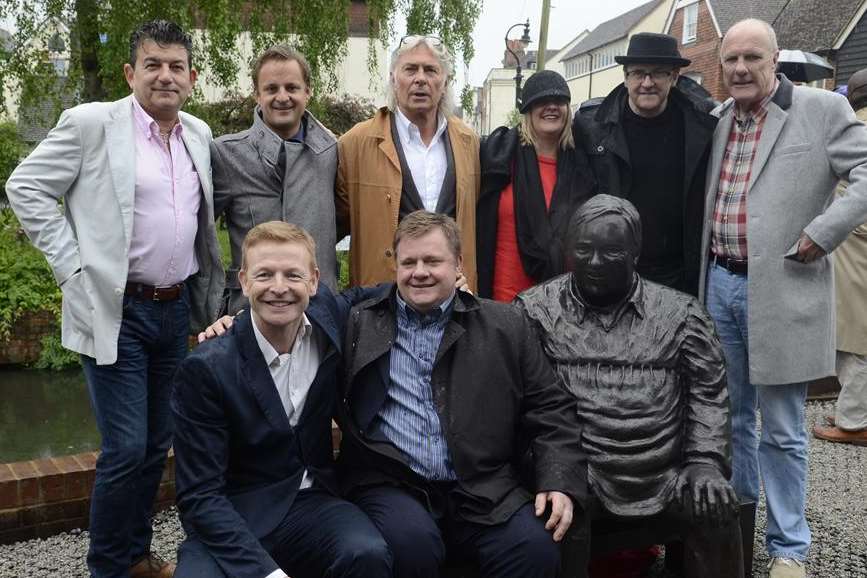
212,46,338,313
701,18,867,578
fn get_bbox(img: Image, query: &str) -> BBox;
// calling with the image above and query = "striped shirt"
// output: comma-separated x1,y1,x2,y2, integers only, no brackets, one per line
711,82,778,260
374,292,457,481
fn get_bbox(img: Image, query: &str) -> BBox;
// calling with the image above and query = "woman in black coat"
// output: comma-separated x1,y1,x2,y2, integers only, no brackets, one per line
477,70,596,301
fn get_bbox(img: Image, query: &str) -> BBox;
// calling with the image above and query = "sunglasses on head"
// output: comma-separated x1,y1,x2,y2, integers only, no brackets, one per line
399,35,444,48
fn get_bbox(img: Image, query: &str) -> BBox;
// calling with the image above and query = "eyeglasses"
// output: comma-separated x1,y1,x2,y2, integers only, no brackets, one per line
399,35,444,48
625,68,674,82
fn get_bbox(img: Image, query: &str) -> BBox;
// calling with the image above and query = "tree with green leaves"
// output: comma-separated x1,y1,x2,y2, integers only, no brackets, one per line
0,0,482,117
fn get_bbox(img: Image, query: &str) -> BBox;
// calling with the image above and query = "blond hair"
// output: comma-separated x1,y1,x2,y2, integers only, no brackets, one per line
241,221,317,271
519,112,574,150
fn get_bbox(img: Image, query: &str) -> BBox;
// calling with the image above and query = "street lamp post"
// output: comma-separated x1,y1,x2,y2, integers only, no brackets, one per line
504,19,531,110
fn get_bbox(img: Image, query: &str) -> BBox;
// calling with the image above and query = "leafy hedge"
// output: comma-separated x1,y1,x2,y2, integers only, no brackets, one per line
0,209,78,368
186,92,377,139
0,121,27,205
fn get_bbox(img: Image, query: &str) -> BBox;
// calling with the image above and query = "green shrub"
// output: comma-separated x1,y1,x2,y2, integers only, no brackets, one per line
0,122,26,204
33,332,79,370
311,94,377,137
0,209,76,368
185,92,377,140
185,93,257,138
0,209,62,338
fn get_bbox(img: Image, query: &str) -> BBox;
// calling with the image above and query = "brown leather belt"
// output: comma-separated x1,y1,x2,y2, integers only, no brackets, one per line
124,281,184,301
710,252,748,275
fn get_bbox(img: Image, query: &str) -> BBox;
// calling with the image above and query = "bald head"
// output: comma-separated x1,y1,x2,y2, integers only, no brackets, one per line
723,19,778,53
721,19,779,112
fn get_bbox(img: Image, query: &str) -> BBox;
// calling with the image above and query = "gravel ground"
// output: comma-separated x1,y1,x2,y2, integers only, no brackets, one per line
1,400,864,577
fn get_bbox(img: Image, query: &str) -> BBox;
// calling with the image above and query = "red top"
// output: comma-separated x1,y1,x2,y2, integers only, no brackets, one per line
492,155,557,302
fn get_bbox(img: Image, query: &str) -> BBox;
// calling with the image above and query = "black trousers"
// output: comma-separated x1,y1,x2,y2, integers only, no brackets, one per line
351,484,561,578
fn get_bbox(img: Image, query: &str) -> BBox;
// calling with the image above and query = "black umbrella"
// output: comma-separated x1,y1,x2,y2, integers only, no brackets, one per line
776,49,834,83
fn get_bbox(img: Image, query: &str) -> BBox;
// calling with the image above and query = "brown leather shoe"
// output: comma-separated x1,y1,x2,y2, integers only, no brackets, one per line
129,553,176,578
823,414,836,427
812,424,867,446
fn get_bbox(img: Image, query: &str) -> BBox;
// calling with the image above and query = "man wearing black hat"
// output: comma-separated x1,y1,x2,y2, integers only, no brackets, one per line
574,32,716,296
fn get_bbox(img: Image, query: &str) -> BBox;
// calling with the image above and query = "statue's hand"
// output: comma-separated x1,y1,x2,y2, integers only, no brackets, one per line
675,464,739,522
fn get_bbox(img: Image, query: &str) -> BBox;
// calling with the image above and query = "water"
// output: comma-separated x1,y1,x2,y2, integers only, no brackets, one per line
0,368,99,462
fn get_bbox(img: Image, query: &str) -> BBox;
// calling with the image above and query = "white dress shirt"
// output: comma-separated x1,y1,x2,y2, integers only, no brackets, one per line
394,107,448,212
252,313,325,578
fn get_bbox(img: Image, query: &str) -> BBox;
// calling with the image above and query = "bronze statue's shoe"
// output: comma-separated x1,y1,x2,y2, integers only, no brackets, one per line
768,557,806,578
812,424,867,446
129,553,175,578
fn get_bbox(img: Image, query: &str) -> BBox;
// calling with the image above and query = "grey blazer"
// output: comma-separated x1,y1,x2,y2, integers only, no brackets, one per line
212,109,338,314
700,75,867,384
6,95,224,365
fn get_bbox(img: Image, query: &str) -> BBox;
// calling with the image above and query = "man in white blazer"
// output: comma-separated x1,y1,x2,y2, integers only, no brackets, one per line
6,20,223,578
701,18,867,578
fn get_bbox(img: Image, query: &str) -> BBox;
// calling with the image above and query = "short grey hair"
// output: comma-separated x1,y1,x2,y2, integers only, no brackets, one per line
723,18,779,54
387,36,456,117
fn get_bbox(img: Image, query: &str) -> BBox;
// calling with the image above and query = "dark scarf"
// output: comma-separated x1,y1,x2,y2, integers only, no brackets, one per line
512,138,583,282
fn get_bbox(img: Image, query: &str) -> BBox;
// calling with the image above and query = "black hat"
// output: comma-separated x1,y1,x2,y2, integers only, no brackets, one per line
520,70,570,113
614,33,691,68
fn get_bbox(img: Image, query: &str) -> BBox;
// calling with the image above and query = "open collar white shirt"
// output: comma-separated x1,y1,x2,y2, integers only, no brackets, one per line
251,312,325,494
394,107,448,212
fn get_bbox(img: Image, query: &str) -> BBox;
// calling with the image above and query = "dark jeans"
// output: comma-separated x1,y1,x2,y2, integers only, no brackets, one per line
175,488,392,578
81,289,190,577
351,484,560,578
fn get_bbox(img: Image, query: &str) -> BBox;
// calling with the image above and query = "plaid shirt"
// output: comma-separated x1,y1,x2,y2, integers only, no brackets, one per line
711,83,779,260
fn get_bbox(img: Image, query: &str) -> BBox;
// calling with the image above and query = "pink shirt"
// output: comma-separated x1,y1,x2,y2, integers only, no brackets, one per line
127,97,201,287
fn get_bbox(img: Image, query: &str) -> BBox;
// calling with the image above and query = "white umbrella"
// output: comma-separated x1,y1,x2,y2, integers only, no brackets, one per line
776,49,834,83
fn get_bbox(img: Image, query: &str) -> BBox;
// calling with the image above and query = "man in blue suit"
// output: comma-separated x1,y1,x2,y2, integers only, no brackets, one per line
171,221,391,578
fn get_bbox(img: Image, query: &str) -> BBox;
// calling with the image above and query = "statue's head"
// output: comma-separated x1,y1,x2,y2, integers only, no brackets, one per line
567,195,642,307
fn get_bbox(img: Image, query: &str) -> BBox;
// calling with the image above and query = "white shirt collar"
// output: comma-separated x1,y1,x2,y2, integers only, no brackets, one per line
394,107,448,148
251,313,312,367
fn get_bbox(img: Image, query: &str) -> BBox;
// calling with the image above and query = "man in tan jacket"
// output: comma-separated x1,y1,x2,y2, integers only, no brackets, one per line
336,36,480,290
812,68,867,446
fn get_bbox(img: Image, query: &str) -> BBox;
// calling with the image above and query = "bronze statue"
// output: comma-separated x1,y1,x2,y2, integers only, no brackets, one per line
516,195,743,578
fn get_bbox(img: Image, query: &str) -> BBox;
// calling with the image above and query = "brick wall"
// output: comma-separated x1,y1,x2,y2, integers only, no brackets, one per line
0,452,175,544
669,1,728,102
1,424,344,543
0,310,55,366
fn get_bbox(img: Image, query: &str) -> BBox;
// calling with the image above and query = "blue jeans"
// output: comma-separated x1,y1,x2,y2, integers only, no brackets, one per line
81,289,190,577
705,263,810,561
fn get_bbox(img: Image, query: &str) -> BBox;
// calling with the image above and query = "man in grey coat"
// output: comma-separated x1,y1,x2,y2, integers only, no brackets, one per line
212,46,338,314
702,19,867,578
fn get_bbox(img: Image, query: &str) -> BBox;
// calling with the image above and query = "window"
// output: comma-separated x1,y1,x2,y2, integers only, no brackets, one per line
592,42,624,72
565,55,592,78
683,2,698,43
